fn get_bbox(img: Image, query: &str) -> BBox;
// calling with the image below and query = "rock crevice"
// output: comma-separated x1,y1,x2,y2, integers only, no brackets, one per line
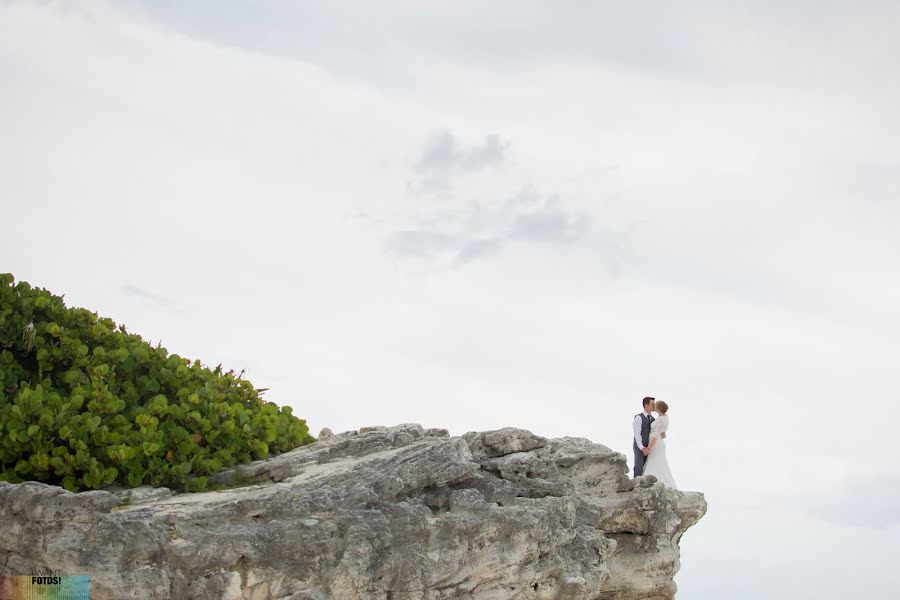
0,424,706,600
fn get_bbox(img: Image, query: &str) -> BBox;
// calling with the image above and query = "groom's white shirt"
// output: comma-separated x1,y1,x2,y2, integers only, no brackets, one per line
633,411,652,449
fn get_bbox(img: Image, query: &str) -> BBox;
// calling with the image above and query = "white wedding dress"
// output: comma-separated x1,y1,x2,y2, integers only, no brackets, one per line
642,414,678,489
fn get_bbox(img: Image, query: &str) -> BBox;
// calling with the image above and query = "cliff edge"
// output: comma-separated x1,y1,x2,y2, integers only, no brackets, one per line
0,424,706,599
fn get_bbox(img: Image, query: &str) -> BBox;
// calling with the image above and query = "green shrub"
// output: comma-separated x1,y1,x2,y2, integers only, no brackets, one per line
0,273,311,492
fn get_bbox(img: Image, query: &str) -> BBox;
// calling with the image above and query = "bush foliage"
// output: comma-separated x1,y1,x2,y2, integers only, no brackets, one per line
0,273,311,492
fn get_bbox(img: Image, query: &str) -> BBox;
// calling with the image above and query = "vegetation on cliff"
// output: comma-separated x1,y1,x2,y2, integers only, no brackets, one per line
0,273,311,492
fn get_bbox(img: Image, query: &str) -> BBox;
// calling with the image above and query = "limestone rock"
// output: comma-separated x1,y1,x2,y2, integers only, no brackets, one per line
0,424,706,599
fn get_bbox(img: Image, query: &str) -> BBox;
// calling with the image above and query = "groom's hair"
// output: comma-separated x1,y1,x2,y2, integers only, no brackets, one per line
642,396,655,408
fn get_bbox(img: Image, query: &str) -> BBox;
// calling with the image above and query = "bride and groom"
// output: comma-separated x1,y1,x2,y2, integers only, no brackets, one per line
632,396,677,489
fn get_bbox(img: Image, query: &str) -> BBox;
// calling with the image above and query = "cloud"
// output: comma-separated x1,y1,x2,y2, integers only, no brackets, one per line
385,130,591,268
125,0,900,88
509,195,590,244
385,230,457,260
389,132,593,269
120,285,184,314
386,182,592,268
121,284,170,305
416,131,508,173
452,238,503,267
409,131,510,197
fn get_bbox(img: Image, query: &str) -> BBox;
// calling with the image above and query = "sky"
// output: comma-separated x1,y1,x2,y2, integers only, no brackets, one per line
2,0,900,597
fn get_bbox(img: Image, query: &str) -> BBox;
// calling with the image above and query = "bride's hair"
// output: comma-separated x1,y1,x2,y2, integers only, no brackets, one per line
655,401,669,414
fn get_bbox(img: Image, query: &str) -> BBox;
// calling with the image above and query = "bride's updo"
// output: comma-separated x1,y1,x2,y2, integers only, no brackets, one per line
655,401,669,414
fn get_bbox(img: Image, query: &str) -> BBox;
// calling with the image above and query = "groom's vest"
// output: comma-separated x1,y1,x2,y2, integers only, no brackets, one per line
634,413,655,448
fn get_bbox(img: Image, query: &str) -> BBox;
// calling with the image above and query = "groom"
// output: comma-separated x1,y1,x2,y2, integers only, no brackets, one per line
632,396,665,477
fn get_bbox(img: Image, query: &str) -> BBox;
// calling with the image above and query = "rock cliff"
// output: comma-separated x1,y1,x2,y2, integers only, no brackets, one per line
0,424,706,599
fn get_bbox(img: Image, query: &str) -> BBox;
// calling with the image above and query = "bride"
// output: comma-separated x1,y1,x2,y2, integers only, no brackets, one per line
643,400,678,489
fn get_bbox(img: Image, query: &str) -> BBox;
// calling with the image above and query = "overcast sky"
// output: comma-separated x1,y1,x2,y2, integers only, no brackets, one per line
2,1,899,597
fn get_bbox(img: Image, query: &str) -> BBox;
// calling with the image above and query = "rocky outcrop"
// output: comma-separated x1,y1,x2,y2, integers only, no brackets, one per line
0,424,706,599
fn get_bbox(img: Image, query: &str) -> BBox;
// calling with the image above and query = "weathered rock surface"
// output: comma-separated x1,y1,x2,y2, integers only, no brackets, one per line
0,424,706,599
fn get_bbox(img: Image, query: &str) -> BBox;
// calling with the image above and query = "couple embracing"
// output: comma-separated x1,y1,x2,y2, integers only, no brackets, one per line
631,396,677,489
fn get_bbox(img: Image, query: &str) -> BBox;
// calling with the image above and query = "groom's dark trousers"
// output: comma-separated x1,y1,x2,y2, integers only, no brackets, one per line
633,441,646,477
633,412,654,477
